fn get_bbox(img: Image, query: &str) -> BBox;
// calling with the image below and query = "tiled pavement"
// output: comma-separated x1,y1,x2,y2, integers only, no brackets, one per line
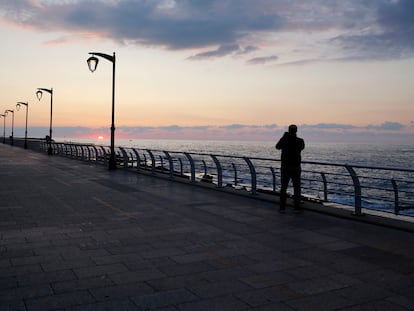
1,144,414,310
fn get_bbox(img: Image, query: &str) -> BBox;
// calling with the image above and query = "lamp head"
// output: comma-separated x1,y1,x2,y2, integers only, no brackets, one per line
87,55,99,72
36,90,43,101
16,102,27,111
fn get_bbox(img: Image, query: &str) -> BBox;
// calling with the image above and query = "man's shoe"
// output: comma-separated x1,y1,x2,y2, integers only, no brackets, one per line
279,208,286,214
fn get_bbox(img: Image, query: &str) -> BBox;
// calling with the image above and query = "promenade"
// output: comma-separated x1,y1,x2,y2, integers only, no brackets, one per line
1,144,414,311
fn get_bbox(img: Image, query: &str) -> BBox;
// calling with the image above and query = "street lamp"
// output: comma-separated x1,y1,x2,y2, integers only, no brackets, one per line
36,88,53,155
16,102,29,149
5,109,14,145
0,114,5,144
87,52,117,170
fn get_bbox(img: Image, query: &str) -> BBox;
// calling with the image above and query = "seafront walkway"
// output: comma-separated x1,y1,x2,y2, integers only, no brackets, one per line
1,144,414,311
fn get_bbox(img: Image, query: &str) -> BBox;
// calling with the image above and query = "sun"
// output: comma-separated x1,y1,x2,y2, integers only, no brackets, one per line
97,136,104,140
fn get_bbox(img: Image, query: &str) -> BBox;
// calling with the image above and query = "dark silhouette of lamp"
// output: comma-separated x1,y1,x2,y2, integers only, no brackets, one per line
36,88,53,155
5,109,14,145
16,102,29,149
87,52,117,170
0,114,6,144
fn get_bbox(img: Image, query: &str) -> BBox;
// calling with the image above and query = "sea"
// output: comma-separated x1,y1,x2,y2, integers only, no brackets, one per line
58,138,414,216
62,138,414,169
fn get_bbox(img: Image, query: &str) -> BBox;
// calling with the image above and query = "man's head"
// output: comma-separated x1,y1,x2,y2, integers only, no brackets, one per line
288,124,297,134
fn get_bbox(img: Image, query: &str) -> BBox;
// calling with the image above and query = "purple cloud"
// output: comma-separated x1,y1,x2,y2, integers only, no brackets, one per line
1,0,414,62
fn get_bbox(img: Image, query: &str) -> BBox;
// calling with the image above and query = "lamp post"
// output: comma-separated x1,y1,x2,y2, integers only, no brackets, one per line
0,114,5,144
36,88,53,155
16,102,29,149
87,52,117,170
5,109,14,145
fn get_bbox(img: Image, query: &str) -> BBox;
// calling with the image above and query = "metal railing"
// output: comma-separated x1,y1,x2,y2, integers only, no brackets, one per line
36,141,414,217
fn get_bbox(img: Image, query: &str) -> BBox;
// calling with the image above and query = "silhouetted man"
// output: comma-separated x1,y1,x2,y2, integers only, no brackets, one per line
275,124,305,213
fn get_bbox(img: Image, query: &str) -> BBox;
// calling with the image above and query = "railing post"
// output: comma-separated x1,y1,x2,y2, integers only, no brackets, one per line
202,160,207,176
320,172,328,201
164,151,174,178
210,155,223,188
244,157,257,195
91,146,98,163
178,157,183,176
143,154,148,168
146,149,156,173
73,144,78,158
270,167,277,192
184,153,196,183
80,145,85,160
100,146,107,166
159,155,164,171
56,143,61,155
345,165,363,216
119,147,129,168
232,163,238,186
391,178,399,215
132,148,141,171
88,146,93,161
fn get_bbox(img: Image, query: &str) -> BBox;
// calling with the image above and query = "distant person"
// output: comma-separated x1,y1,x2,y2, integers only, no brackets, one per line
275,124,305,213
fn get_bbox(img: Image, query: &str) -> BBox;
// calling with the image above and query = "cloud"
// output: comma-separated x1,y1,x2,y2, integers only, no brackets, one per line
365,122,405,131
302,123,356,130
220,124,246,130
1,0,414,63
188,44,241,60
247,55,278,65
13,121,412,144
302,122,406,132
330,0,414,61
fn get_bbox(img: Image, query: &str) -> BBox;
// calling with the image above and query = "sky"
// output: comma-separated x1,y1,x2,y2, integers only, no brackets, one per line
1,0,413,143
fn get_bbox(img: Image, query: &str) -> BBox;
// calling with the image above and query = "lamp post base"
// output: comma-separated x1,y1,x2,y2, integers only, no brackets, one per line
108,157,117,170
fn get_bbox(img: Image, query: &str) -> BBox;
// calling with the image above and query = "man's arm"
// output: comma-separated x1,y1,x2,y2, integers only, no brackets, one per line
275,132,288,150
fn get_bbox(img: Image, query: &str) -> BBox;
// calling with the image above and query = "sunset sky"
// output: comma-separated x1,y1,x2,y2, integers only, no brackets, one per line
1,0,413,143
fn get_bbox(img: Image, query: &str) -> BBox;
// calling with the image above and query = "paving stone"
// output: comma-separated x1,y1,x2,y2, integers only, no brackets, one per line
1,145,414,310
186,279,252,298
25,291,96,311
110,268,167,284
338,299,412,311
285,276,350,296
89,282,154,301
0,284,53,301
0,276,17,290
11,254,59,267
157,261,215,277
146,274,207,291
386,295,414,310
239,271,297,289
73,263,128,279
0,263,43,278
234,287,294,306
248,303,295,311
285,291,354,311
41,258,97,272
0,300,27,311
17,269,78,287
52,276,115,294
67,299,141,311
334,282,395,305
130,288,198,309
178,295,250,311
